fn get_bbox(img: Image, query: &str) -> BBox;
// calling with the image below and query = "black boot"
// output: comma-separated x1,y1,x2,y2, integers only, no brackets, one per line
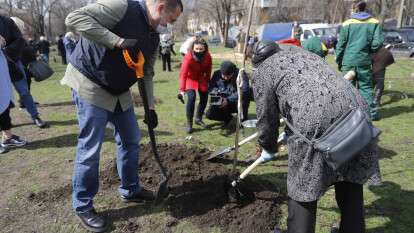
76,209,107,233
187,121,193,134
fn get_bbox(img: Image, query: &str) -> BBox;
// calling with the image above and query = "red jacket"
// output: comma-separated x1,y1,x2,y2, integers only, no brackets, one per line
278,38,301,47
179,51,212,93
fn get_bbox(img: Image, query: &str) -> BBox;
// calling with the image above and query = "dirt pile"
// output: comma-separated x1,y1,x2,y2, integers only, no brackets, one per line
102,143,283,233
27,143,283,233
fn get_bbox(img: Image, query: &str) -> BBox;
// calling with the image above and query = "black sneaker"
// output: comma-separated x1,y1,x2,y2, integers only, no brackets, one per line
76,209,107,233
1,135,27,148
195,119,206,128
121,188,156,203
34,117,48,128
0,146,7,154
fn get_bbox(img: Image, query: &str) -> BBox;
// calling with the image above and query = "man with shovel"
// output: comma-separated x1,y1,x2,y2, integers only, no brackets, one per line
62,0,182,232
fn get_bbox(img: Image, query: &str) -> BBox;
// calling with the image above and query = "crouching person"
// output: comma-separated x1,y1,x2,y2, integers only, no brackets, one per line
206,61,250,132
251,41,381,233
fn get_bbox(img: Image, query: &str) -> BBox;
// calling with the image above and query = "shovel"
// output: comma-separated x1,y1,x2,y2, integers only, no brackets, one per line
123,50,169,202
207,132,258,161
228,133,284,203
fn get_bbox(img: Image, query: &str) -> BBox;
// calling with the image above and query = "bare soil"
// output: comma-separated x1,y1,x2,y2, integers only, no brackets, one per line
6,144,283,233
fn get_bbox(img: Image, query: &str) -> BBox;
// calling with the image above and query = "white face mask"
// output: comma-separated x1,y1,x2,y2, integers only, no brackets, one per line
156,23,173,34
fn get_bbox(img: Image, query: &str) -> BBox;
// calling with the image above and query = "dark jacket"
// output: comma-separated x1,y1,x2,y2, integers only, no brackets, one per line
37,40,50,54
0,15,25,81
253,48,380,202
209,68,249,103
371,47,395,74
21,42,38,66
69,0,160,95
0,15,24,61
57,38,66,56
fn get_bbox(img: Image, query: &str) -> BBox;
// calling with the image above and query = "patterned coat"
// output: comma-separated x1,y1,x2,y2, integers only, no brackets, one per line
253,48,381,202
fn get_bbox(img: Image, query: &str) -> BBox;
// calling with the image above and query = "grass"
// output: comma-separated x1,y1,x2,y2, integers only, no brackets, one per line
0,47,413,233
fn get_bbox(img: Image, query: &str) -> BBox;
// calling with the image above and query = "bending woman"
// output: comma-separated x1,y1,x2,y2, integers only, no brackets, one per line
250,41,381,233
178,38,212,134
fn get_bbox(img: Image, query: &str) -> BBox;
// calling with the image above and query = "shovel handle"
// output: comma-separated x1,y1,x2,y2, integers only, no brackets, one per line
239,156,263,180
137,80,168,178
238,132,258,147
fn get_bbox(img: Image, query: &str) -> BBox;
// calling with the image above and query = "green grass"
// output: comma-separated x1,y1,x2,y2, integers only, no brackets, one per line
0,48,413,233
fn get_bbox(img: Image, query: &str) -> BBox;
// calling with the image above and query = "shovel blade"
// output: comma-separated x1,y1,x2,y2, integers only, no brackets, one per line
207,147,233,161
155,177,169,204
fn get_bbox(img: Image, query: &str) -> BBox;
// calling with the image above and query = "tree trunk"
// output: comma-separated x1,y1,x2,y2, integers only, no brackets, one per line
379,0,387,24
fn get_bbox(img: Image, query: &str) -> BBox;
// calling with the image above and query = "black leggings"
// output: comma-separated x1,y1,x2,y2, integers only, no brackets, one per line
161,53,172,71
287,182,365,233
0,105,12,131
185,90,208,122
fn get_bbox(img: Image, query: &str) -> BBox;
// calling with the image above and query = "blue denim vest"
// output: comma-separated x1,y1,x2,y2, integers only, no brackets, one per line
69,0,160,95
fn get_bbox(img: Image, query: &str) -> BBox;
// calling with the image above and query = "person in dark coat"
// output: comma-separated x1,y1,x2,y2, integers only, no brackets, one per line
178,38,212,134
37,36,50,63
206,60,250,127
371,45,394,107
250,41,381,233
57,34,67,65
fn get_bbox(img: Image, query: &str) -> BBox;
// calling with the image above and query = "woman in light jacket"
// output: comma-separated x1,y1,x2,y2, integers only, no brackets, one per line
178,38,212,134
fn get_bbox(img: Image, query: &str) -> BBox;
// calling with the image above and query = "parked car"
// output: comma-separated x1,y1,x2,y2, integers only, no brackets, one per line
208,36,221,46
300,23,338,42
384,29,414,58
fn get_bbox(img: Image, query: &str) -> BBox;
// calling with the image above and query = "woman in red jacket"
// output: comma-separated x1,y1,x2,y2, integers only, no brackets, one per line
178,38,212,134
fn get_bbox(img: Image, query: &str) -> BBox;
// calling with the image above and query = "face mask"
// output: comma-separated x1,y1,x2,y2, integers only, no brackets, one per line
156,24,169,34
193,51,205,61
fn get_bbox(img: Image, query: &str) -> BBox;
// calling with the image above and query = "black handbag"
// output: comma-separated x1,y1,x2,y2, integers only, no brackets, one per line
28,60,54,82
282,96,381,171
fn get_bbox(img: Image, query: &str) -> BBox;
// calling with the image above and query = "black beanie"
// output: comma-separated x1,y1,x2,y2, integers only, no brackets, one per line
220,61,236,76
251,40,281,68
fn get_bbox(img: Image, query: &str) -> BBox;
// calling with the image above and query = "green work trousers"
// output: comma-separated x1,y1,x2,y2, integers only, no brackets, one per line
342,65,379,119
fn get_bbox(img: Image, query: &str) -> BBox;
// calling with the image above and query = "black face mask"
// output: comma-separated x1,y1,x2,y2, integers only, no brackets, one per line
193,51,205,61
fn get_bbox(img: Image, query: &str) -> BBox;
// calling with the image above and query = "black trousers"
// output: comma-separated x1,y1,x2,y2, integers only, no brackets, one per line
161,53,172,71
185,90,208,122
287,182,365,233
0,105,12,131
206,92,251,123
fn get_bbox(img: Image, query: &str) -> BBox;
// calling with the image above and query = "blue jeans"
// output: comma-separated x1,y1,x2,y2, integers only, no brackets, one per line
13,61,39,120
39,53,49,64
72,92,142,213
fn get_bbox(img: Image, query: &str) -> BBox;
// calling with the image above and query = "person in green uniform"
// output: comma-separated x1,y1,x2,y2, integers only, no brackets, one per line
336,0,384,120
302,35,337,58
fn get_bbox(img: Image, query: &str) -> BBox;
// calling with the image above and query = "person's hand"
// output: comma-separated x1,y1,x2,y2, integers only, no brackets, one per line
177,92,185,104
0,35,6,48
117,38,138,50
144,109,158,129
220,98,228,108
259,149,277,163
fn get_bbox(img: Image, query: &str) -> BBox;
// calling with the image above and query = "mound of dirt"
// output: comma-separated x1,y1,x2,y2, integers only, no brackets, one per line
102,143,283,233
26,143,283,233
